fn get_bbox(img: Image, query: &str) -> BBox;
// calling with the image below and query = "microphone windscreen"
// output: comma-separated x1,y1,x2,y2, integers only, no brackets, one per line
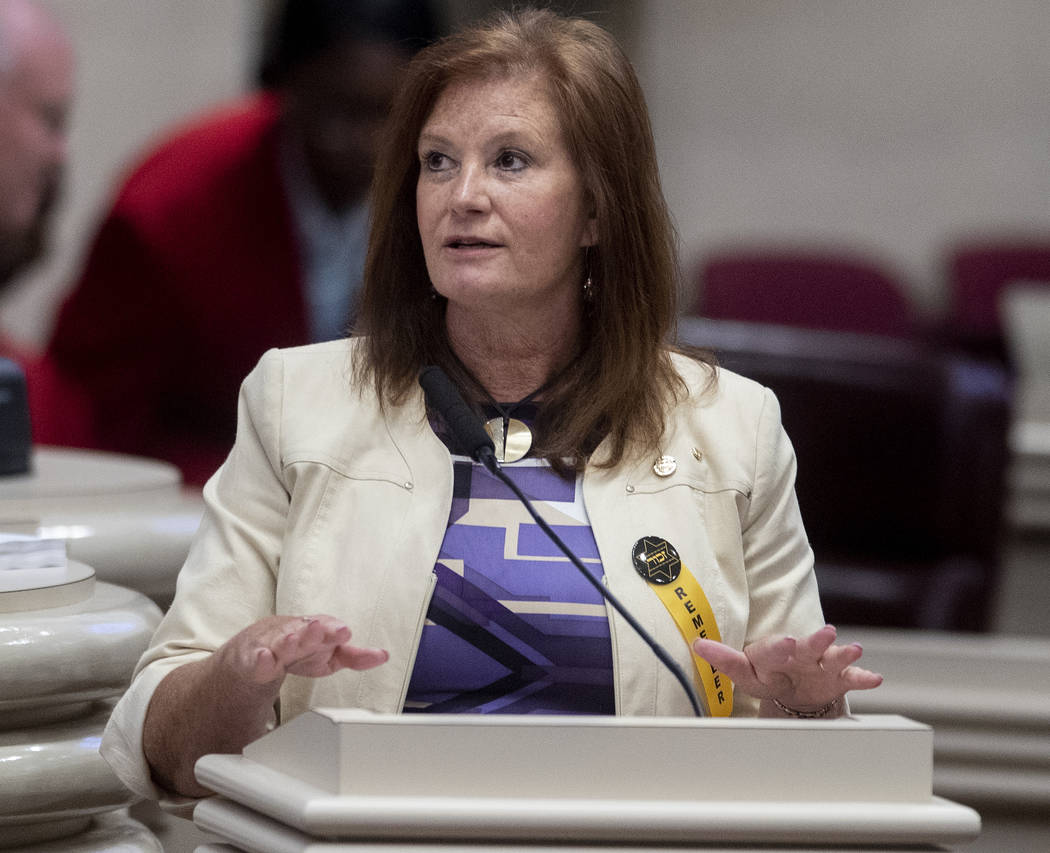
419,366,495,462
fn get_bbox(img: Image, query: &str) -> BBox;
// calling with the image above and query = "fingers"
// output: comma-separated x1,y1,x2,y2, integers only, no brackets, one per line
272,617,349,663
335,644,390,671
793,624,837,662
691,638,744,672
265,619,329,677
226,614,388,685
841,663,884,691
252,646,282,684
694,625,884,707
802,629,883,688
692,638,762,693
242,617,324,684
819,639,865,674
275,616,389,678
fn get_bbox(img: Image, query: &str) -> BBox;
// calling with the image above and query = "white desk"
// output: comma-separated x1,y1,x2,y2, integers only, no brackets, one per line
846,626,1050,853
0,446,204,605
1005,381,1050,531
846,626,1050,807
1001,284,1050,531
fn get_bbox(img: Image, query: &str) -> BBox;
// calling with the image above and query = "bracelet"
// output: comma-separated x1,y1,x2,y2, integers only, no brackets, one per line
771,696,841,719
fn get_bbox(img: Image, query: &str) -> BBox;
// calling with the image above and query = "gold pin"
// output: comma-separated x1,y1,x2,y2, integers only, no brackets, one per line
692,447,703,462
652,455,677,477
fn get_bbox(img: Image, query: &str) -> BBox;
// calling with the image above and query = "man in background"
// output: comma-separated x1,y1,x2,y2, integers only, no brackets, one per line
47,0,437,483
0,0,69,285
0,0,89,446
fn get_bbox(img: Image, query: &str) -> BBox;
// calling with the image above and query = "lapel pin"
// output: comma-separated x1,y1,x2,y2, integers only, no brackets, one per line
632,535,681,585
652,455,676,477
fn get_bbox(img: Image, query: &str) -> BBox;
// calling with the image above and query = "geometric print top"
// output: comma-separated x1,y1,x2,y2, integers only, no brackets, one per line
402,453,615,715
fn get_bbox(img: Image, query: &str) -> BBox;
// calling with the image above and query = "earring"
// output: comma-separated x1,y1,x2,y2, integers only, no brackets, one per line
582,248,595,302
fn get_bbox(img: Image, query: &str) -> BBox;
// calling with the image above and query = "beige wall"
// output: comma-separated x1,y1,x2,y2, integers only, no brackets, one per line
3,1,1048,347
634,0,1050,317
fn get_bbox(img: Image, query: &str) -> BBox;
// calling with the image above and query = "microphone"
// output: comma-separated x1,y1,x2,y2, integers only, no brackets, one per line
419,366,703,717
419,365,500,474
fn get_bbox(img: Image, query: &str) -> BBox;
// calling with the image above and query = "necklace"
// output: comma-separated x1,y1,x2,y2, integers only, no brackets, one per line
483,394,542,463
443,351,577,463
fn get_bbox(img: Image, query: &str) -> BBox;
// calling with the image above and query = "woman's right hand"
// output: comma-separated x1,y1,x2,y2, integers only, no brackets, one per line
143,614,388,797
214,614,389,687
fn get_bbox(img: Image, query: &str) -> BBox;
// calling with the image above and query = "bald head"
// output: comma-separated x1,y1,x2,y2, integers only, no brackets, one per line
0,0,69,72
0,0,73,285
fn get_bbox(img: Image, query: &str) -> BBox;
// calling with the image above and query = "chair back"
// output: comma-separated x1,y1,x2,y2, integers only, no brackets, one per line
694,251,914,338
677,317,1011,630
947,241,1050,361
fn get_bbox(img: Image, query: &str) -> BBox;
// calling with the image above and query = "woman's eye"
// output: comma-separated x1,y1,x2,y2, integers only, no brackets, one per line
496,151,527,171
422,151,451,171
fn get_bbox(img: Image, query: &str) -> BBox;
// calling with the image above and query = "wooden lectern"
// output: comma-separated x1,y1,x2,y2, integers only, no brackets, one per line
191,711,979,851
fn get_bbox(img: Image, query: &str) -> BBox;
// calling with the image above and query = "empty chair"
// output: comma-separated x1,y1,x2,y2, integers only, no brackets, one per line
693,249,915,339
677,316,1012,631
946,240,1050,363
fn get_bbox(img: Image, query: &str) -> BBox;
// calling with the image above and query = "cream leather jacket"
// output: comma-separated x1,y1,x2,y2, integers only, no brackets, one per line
102,339,824,801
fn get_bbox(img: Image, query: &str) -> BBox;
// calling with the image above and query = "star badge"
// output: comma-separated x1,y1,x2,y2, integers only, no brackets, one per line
632,536,682,585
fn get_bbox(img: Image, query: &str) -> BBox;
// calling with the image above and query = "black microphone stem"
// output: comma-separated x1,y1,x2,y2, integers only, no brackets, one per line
419,365,703,717
477,447,704,718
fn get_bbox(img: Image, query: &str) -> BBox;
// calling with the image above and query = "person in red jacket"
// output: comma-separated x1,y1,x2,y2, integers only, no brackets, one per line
47,0,437,484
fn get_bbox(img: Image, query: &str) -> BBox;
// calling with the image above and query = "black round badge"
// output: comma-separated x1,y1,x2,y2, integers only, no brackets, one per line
632,536,682,585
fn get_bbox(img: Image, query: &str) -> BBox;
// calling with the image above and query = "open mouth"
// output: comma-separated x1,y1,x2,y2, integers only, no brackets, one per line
447,239,500,249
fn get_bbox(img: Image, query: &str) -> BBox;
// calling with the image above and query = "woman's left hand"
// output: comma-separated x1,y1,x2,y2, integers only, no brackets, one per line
693,624,882,715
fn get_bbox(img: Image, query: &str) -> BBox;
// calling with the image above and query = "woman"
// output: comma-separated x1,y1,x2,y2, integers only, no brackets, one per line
102,8,881,803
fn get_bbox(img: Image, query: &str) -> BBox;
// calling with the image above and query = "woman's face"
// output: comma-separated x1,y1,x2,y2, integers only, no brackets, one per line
415,73,596,314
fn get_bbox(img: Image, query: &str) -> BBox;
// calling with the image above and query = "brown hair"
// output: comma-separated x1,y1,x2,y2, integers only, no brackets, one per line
355,7,706,471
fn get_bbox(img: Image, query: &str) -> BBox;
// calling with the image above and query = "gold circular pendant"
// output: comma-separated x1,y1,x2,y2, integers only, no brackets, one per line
484,416,533,463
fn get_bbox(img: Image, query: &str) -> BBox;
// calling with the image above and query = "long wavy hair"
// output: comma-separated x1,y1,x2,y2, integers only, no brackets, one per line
355,7,706,472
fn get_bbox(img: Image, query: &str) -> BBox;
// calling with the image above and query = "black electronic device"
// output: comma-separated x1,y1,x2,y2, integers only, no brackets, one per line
0,357,32,475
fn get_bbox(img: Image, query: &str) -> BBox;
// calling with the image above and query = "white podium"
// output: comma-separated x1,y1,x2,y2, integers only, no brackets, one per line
191,710,980,852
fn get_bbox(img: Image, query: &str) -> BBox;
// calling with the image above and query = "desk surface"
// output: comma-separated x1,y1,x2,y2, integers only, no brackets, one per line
0,446,203,604
0,446,180,502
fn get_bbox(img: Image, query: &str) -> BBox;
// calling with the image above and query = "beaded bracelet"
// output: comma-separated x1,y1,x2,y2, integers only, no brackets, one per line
771,696,841,719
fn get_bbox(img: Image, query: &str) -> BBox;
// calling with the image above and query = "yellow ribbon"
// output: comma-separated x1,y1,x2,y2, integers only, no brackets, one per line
647,563,733,716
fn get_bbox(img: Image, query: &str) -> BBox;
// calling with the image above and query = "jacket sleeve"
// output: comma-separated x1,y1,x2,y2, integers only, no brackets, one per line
99,348,289,806
740,387,825,647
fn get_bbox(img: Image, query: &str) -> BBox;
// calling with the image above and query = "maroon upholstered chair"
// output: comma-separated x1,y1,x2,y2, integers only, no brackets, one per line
677,317,1012,631
693,250,915,339
946,240,1050,362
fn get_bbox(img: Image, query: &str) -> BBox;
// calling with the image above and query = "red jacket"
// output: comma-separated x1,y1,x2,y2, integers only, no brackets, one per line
48,94,308,484
0,335,94,449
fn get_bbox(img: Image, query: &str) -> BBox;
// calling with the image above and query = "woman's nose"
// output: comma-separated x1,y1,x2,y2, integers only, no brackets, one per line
450,163,490,215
